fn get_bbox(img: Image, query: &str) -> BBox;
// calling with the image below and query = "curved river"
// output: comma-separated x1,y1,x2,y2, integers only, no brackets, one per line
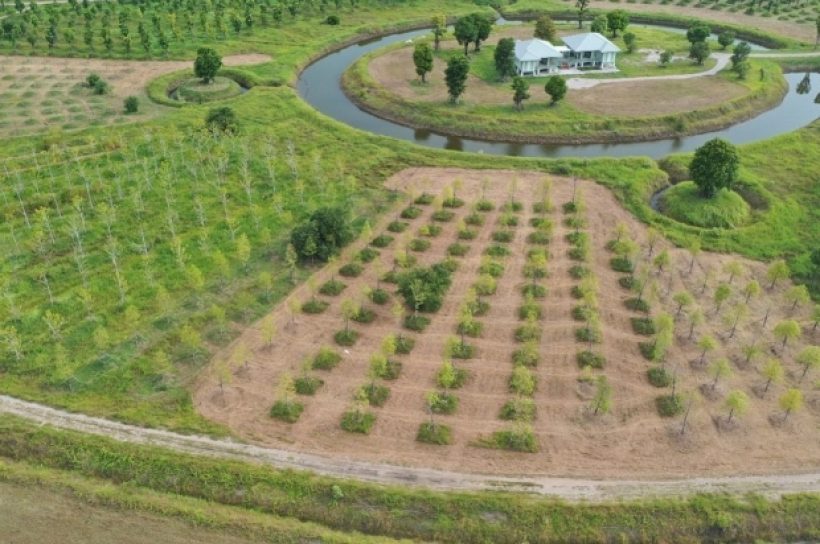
297,27,819,159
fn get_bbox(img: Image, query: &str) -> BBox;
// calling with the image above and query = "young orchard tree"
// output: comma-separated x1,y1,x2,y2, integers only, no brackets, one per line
796,346,820,383
713,283,731,314
511,76,530,111
725,303,749,339
431,14,447,51
544,75,567,104
673,291,694,320
653,249,670,273
412,42,434,83
708,358,733,391
812,304,820,332
717,30,736,49
494,37,517,80
623,32,636,54
687,239,701,275
773,319,801,350
779,388,803,422
591,375,612,415
690,138,739,198
534,15,557,42
743,279,761,303
723,260,744,284
659,50,673,66
760,358,783,394
766,259,790,289
194,47,222,83
445,55,470,104
724,390,749,423
687,305,704,340
697,334,718,366
785,285,810,311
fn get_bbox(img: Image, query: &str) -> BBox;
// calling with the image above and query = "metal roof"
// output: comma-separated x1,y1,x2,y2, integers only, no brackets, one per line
514,38,564,61
561,32,621,53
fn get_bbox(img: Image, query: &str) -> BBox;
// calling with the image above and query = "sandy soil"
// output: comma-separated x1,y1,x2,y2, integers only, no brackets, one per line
0,54,270,136
193,168,820,479
367,35,745,116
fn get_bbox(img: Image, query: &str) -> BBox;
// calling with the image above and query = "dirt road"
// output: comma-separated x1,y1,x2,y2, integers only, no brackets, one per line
1,393,818,500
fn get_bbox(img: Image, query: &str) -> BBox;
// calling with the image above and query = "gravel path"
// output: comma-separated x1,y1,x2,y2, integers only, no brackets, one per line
567,53,731,90
2,393,818,501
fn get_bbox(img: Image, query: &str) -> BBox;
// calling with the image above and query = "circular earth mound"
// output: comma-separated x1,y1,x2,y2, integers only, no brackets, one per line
661,181,751,228
174,76,242,103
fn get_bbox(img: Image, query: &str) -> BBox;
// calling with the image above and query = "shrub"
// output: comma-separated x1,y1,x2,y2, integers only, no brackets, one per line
92,78,109,95
351,307,376,324
437,365,468,389
381,270,398,284
357,247,379,263
397,263,453,313
482,427,538,452
569,265,589,279
577,351,605,369
368,288,390,305
416,422,452,445
500,398,536,422
414,192,434,205
339,263,363,277
371,234,394,247
518,303,542,320
566,231,587,245
479,260,505,278
419,224,442,237
270,400,304,423
618,276,636,289
334,329,359,346
625,298,650,313
457,228,476,241
521,284,547,298
475,199,494,212
562,201,577,213
340,410,375,434
450,342,475,359
205,106,239,134
361,383,390,407
294,376,324,395
565,216,585,229
291,207,353,262
387,221,408,233
443,197,465,208
409,238,431,252
656,394,684,417
572,305,593,321
485,245,510,258
401,206,422,219
515,323,541,342
404,314,431,331
319,279,346,296
501,201,523,212
499,214,519,227
512,344,540,367
464,212,484,226
457,320,483,337
312,347,342,370
575,327,601,343
648,366,672,387
379,359,402,380
124,96,139,113
568,246,588,261
432,209,455,222
631,317,656,335
447,243,469,257
639,342,658,360
527,231,551,245
509,366,536,396
302,298,329,314
86,73,101,87
395,335,415,354
325,14,340,25
427,391,458,414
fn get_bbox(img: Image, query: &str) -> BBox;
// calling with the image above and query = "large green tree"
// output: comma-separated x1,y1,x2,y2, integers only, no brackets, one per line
494,37,516,80
290,207,353,262
445,55,470,104
544,75,567,104
194,47,222,83
453,15,477,55
606,10,629,37
689,138,739,198
412,42,434,83
534,15,557,42
686,23,711,44
511,76,530,111
575,0,589,29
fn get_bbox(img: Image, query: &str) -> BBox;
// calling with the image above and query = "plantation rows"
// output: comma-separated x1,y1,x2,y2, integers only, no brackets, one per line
0,0,418,57
0,128,377,425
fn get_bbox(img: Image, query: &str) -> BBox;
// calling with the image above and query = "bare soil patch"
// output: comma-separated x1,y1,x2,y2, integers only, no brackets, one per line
0,54,269,137
194,168,819,479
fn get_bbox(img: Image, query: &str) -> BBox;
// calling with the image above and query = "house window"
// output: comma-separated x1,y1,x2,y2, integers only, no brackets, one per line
583,51,592,59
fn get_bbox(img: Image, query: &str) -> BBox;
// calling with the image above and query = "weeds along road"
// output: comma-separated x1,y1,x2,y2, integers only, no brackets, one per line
1,394,819,501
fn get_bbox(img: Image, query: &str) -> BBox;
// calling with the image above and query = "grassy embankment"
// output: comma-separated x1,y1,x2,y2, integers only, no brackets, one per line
0,414,818,544
343,43,787,144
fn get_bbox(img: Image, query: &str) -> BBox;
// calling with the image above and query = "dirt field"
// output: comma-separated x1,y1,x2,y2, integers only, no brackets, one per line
0,54,269,137
195,168,819,479
367,28,746,116
0,481,263,544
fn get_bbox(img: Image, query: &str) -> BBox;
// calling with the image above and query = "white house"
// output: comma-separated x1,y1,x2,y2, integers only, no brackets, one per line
514,32,620,76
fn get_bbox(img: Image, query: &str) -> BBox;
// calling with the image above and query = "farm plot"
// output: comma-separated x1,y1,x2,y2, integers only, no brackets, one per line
0,54,268,137
195,168,819,479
